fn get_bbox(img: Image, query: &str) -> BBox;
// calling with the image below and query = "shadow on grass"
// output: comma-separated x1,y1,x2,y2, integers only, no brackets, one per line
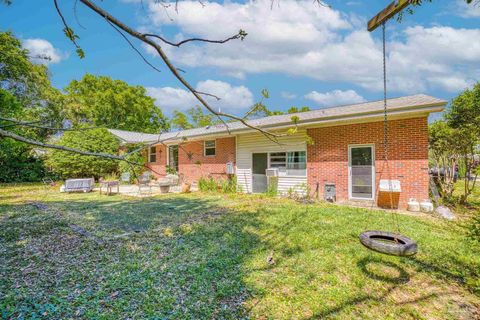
307,257,454,319
357,256,410,284
0,196,265,319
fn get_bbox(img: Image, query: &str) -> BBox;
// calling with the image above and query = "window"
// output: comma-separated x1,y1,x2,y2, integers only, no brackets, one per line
268,151,306,176
204,140,216,156
287,151,306,176
287,151,306,169
269,152,286,168
148,146,157,163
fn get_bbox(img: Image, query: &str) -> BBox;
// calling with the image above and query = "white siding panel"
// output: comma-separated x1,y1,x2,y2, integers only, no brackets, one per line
277,176,308,196
236,130,307,193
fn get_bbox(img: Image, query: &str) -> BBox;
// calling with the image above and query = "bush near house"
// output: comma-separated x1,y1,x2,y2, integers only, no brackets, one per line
198,176,237,193
118,145,146,182
45,128,120,179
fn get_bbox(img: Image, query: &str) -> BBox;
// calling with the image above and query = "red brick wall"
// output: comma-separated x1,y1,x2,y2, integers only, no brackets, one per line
307,117,429,209
146,137,236,183
145,144,168,178
179,137,236,183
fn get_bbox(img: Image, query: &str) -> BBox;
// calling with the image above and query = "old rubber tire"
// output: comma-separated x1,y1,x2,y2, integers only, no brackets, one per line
359,230,417,256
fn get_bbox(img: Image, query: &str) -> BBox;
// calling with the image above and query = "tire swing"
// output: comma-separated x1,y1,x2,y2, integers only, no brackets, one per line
359,21,417,257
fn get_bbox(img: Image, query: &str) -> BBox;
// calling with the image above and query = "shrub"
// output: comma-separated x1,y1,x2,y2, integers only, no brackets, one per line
118,146,146,183
469,215,480,244
221,176,237,193
198,176,237,193
266,177,278,197
198,177,218,192
45,128,120,179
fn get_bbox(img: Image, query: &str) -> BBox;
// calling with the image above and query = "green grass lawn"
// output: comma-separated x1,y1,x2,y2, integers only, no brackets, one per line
1,184,479,319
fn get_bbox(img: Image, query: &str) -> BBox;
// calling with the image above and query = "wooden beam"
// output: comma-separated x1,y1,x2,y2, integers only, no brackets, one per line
367,0,412,32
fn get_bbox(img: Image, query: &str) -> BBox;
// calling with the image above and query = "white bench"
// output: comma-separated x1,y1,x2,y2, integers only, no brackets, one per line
61,178,95,193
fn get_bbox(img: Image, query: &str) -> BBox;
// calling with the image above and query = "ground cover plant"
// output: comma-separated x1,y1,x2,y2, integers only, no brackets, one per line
0,183,479,319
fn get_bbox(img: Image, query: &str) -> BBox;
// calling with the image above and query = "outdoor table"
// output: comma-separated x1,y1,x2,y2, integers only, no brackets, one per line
100,180,120,195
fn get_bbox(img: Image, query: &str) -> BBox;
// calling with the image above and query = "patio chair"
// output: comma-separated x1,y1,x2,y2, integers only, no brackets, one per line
137,173,152,196
42,177,56,187
120,172,131,183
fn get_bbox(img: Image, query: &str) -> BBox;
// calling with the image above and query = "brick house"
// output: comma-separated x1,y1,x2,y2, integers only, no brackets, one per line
109,94,446,209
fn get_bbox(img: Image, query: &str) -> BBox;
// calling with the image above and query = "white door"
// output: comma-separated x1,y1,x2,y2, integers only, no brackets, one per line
349,145,375,200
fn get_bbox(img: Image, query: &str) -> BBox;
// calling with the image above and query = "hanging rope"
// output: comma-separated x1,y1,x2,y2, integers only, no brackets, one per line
381,22,401,233
382,22,388,163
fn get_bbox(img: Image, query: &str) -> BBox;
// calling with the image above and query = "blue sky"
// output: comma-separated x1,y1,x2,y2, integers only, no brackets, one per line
1,0,479,118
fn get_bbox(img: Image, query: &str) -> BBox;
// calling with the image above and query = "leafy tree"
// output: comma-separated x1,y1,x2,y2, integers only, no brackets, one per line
445,83,480,203
45,128,120,179
287,106,310,114
170,107,221,130
0,31,64,134
429,121,460,201
446,83,480,134
187,106,220,127
64,74,169,133
0,31,64,182
246,104,311,119
0,90,46,182
170,110,194,130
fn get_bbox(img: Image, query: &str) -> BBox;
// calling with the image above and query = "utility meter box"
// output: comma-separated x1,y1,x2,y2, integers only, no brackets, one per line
226,162,235,175
324,183,336,202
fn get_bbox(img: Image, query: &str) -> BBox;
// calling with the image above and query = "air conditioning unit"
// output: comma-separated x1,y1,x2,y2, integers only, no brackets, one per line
265,168,278,177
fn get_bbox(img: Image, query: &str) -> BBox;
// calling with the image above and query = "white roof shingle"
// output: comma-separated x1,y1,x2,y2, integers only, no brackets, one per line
108,94,446,144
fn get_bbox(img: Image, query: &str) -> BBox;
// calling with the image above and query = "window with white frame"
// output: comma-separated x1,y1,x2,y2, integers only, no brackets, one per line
287,151,306,176
268,151,306,176
269,152,286,168
148,146,157,163
204,140,216,156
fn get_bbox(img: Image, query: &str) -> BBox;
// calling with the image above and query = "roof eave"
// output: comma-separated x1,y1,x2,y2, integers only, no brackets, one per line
157,101,446,143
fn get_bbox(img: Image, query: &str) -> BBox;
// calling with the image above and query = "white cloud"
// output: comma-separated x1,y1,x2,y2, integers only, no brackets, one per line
388,26,480,92
146,80,253,114
455,0,480,18
281,91,297,99
22,39,64,65
305,89,366,107
140,0,480,94
426,76,472,93
196,80,253,112
146,86,197,112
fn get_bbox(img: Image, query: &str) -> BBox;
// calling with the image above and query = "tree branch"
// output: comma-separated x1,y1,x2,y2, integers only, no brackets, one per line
0,119,43,129
78,0,281,140
142,30,247,47
194,90,221,101
53,0,84,58
0,127,128,162
0,127,171,177
0,117,99,131
105,18,162,74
